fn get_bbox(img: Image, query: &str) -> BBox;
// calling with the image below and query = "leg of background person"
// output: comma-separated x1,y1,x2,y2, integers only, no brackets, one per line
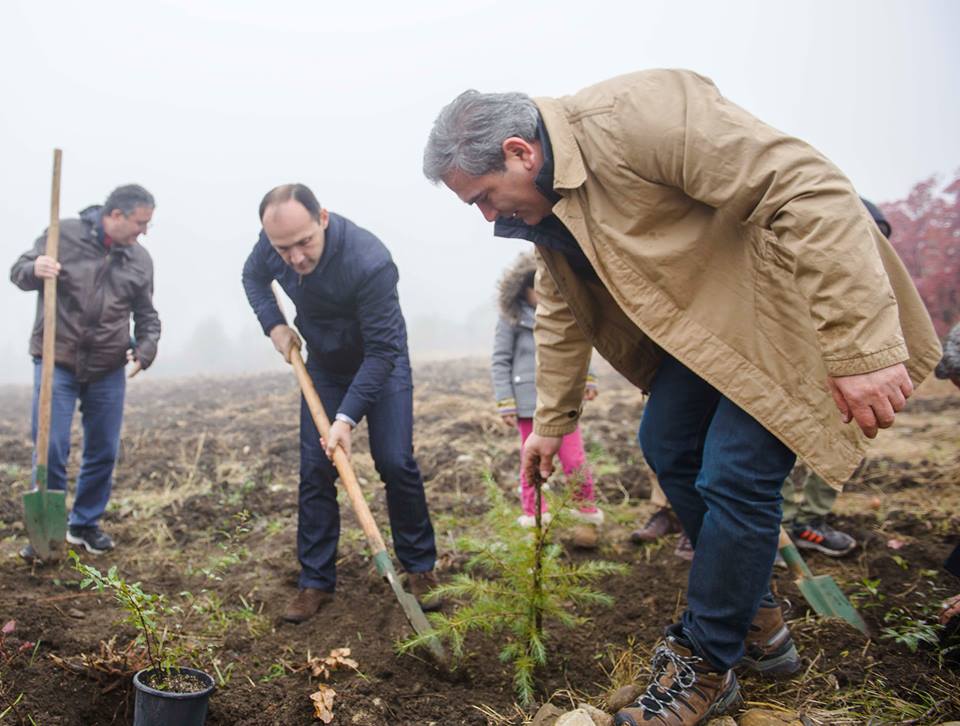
297,371,346,592
367,384,437,575
650,479,669,509
556,426,598,512
71,366,126,528
638,354,721,543
31,360,78,496
797,470,838,521
680,397,795,671
516,418,546,515
780,471,801,525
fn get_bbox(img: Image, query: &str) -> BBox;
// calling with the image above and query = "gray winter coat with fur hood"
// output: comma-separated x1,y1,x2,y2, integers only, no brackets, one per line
492,253,595,417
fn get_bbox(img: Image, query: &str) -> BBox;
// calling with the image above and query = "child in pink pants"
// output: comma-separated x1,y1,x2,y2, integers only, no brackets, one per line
491,253,603,537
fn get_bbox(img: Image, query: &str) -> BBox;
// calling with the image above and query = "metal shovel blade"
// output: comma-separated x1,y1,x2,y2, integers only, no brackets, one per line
23,467,67,560
796,574,870,635
374,551,447,665
779,530,870,636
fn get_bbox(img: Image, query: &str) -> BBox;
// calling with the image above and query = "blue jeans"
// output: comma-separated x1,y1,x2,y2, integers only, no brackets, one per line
31,361,126,528
298,365,437,591
638,354,795,671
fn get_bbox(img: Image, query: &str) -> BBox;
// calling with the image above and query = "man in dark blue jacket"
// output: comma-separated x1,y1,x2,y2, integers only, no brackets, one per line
242,183,438,623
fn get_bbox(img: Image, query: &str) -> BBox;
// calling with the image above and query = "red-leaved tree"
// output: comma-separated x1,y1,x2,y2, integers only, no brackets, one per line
880,169,960,337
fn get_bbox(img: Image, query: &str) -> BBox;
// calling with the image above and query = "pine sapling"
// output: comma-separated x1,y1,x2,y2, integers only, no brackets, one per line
400,473,627,705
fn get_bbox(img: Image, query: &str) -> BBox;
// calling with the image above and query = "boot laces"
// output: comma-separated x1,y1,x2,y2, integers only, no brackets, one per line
634,643,700,716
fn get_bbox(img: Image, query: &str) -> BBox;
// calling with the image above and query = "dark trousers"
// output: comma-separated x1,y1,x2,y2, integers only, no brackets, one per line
31,360,126,528
638,354,795,671
298,367,437,591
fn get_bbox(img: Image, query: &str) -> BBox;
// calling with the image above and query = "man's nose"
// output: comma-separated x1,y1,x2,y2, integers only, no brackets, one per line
290,248,304,265
478,202,498,223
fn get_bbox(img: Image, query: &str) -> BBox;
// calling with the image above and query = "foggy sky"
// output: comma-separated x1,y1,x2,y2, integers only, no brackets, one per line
2,0,958,384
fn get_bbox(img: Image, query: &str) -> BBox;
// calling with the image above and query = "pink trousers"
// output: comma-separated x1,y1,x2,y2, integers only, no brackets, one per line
517,418,597,516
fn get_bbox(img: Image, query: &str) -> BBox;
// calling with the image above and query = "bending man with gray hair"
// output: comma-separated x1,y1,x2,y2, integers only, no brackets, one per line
11,184,161,562
424,71,941,725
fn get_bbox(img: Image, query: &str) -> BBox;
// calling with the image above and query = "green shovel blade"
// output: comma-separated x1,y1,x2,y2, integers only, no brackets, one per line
22,464,67,560
797,575,870,635
780,540,870,636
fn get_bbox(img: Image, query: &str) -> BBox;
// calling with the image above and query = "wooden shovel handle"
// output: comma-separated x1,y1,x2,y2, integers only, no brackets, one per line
288,343,389,555
35,149,62,478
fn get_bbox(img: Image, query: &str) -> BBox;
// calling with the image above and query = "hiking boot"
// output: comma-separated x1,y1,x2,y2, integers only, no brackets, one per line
283,587,334,623
66,526,115,555
790,518,856,557
738,602,802,677
406,570,444,612
631,507,682,544
614,625,741,725
674,534,694,561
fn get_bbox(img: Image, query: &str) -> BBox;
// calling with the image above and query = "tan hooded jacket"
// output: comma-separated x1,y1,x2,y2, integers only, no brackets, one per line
528,70,941,489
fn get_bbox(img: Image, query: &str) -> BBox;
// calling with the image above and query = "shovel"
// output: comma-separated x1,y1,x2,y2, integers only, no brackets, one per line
778,527,870,635
23,149,68,560
271,284,447,665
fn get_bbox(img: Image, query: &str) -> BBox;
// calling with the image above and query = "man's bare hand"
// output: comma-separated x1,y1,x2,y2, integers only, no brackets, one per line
322,419,352,461
126,349,143,378
33,255,61,279
521,432,562,486
501,413,518,428
269,324,301,363
827,362,913,439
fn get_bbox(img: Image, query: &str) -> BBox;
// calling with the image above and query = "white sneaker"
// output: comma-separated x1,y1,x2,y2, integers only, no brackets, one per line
517,512,552,528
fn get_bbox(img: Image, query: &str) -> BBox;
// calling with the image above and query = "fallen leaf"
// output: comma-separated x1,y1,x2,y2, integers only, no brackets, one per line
2,620,15,635
311,685,336,723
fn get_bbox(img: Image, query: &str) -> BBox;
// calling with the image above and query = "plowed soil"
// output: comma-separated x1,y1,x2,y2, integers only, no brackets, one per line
0,361,958,725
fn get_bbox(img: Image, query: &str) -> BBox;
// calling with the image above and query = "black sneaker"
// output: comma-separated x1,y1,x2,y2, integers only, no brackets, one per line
790,518,856,557
66,526,115,555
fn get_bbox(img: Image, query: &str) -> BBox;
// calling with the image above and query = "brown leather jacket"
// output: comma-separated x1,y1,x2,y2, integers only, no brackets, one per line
10,206,161,381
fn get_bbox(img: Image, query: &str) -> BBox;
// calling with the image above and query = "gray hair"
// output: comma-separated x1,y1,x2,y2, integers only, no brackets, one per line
423,90,540,182
103,184,155,216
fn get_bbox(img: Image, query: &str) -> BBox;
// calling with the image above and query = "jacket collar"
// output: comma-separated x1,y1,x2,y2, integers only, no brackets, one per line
532,96,587,193
309,211,345,278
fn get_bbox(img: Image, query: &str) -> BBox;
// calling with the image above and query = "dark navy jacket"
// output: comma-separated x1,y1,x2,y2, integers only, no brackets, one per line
241,212,411,424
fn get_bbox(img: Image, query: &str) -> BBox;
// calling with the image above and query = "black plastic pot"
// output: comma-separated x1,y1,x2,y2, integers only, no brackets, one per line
133,667,214,726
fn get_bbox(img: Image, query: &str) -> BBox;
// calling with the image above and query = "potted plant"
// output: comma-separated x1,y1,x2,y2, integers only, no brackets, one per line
70,551,215,726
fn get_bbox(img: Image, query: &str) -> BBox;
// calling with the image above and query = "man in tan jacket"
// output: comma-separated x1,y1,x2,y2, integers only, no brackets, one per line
423,70,940,725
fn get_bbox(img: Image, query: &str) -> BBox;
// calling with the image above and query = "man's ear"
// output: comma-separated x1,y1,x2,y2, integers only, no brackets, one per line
502,137,537,169
319,208,330,229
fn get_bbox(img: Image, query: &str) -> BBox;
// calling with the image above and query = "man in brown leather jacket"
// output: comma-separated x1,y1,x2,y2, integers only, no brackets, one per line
11,184,161,561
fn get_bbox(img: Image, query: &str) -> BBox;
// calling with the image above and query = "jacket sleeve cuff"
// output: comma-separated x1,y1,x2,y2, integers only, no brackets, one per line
534,419,579,437
335,412,357,428
496,398,517,415
824,344,910,377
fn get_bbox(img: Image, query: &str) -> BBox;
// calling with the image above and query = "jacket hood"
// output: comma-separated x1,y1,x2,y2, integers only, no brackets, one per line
497,251,537,324
79,205,103,227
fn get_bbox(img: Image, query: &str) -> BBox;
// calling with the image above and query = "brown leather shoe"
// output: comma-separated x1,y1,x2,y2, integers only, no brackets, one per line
673,534,694,561
738,601,801,677
614,626,741,725
406,570,444,612
283,587,334,623
630,507,682,544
